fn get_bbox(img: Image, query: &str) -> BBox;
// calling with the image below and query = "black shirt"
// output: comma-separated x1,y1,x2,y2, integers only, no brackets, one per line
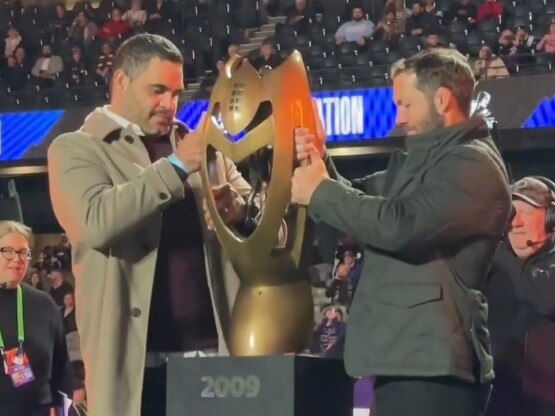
61,308,77,335
144,135,218,352
0,285,72,415
49,281,74,307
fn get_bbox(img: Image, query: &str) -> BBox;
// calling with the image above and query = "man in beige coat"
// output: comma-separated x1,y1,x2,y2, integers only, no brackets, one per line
47,34,250,416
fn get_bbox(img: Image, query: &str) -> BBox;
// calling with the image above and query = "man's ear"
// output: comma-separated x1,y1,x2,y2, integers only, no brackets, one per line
433,87,453,116
112,69,128,95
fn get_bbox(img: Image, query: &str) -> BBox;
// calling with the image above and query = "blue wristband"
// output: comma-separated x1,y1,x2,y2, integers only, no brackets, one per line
167,153,190,174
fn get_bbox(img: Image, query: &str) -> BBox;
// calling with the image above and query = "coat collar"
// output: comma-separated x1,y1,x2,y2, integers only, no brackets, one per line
80,107,190,143
385,117,490,197
404,116,488,152
81,107,126,141
79,107,192,168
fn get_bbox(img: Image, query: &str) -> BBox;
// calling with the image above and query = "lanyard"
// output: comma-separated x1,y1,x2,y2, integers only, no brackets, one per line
0,286,24,351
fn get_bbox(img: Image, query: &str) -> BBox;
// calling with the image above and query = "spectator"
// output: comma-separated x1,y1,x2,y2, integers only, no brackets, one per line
312,307,346,355
477,0,503,24
388,0,412,34
27,270,44,290
449,0,477,25
4,26,21,60
473,45,509,80
33,245,62,278
374,7,402,41
425,32,442,48
536,22,555,54
424,0,443,20
516,25,537,50
47,4,70,44
510,29,534,67
96,8,130,41
61,292,77,334
123,0,147,33
0,221,73,416
31,44,64,88
14,45,28,68
335,6,375,47
68,11,98,46
96,42,114,83
53,234,71,271
146,0,173,33
4,52,29,91
325,249,362,306
251,38,280,70
65,46,88,86
48,268,74,306
497,29,514,56
284,0,312,35
405,2,441,37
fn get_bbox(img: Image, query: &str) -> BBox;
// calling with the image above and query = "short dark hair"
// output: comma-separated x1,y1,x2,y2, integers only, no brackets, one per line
111,33,183,80
391,48,475,113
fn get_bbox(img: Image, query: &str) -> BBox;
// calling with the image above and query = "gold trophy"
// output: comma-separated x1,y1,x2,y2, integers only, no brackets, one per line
199,51,316,356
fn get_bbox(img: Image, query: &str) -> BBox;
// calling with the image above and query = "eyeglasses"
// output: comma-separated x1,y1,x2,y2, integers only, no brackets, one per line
0,247,32,261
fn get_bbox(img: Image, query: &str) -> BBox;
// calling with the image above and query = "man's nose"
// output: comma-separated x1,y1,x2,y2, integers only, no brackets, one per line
395,108,406,127
511,212,524,228
161,93,176,111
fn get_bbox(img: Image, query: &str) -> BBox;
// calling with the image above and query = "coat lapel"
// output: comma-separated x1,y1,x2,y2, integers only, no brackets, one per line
80,109,151,169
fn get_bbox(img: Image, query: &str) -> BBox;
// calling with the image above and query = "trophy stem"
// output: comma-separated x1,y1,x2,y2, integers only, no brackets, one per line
229,280,314,356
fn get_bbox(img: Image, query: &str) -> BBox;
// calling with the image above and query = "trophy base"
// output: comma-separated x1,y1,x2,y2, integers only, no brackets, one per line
166,354,353,416
229,280,314,355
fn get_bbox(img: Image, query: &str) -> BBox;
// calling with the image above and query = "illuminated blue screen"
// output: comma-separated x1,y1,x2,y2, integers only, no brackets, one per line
0,110,64,161
176,87,397,143
2,78,555,163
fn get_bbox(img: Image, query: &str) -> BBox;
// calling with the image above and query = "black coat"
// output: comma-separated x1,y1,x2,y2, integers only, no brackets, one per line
309,117,511,383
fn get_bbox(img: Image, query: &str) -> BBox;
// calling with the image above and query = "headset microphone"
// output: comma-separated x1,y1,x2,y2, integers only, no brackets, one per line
526,239,548,247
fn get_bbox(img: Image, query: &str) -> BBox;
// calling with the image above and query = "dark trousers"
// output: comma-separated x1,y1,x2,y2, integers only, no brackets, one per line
141,365,167,416
373,376,491,416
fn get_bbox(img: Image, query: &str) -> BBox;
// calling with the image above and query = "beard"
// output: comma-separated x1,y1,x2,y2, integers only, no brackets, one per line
420,106,445,133
408,103,445,135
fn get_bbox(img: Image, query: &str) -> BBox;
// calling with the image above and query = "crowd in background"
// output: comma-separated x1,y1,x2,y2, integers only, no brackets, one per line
23,234,86,412
2,0,555,108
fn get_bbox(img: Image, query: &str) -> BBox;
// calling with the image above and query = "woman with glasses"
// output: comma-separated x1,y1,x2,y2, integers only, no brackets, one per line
0,221,73,416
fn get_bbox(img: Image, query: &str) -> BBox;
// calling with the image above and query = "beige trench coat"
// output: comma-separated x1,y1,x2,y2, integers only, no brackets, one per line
47,108,250,416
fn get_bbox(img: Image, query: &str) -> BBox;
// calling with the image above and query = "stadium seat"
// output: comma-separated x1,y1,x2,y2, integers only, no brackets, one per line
339,70,357,88
337,51,358,67
466,32,483,57
369,64,389,86
477,18,498,33
355,52,371,66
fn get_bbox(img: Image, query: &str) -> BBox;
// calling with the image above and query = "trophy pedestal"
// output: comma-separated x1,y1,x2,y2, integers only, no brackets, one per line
166,354,353,416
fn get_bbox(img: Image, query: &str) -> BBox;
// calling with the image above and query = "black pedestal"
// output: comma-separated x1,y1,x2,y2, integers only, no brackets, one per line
166,354,353,416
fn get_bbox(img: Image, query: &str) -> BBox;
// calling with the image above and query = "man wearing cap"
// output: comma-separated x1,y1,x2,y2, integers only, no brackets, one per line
508,177,555,259
487,176,555,416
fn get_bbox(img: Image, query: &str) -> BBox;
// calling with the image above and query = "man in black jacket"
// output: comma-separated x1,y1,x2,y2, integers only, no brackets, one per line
291,48,511,416
489,176,555,416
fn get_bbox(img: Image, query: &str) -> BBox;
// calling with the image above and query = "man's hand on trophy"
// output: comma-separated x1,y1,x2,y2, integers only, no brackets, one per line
203,183,247,230
175,114,207,173
291,149,329,206
294,99,327,162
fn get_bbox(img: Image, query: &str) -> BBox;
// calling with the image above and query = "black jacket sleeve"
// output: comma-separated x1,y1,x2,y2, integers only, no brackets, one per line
323,152,386,196
520,246,555,320
309,146,510,257
50,310,73,406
